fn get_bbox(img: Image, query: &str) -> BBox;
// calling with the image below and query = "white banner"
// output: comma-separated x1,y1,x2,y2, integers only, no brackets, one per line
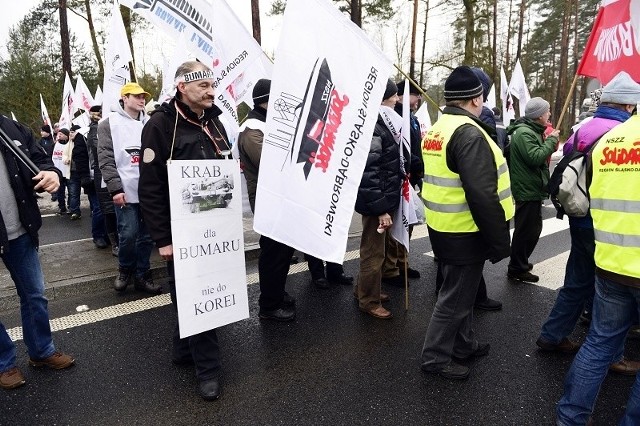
58,72,75,130
103,1,133,114
167,159,249,338
500,66,515,125
40,94,52,128
254,0,393,263
74,74,95,112
119,0,263,95
509,59,531,117
414,103,431,140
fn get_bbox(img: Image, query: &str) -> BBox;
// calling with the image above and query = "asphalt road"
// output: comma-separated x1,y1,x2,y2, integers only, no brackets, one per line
2,205,639,425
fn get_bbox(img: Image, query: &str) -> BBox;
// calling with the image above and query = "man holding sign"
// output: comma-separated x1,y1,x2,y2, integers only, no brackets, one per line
139,61,235,401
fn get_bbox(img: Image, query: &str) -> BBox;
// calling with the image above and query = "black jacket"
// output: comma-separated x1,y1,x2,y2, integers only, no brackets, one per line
139,98,230,248
355,115,402,217
39,135,54,157
71,133,91,181
0,115,61,252
427,106,510,265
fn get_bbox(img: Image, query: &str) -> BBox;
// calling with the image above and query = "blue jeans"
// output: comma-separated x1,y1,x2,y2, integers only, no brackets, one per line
67,174,81,215
87,188,105,240
540,226,596,343
0,234,56,372
114,203,153,277
557,276,640,425
56,177,68,212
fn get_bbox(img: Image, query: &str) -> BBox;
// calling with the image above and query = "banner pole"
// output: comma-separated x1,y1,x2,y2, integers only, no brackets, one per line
394,64,441,112
556,73,580,131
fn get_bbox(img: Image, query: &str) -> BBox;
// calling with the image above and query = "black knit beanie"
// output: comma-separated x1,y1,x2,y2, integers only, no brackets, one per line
444,66,484,101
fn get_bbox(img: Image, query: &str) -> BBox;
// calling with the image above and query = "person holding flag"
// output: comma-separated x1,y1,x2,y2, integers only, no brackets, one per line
353,79,404,320
420,66,513,380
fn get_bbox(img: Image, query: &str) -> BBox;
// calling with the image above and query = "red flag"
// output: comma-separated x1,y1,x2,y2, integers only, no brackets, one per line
578,0,640,85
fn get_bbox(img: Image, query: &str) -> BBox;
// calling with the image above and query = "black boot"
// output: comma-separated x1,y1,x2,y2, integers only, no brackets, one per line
135,271,162,295
107,233,119,257
114,268,132,292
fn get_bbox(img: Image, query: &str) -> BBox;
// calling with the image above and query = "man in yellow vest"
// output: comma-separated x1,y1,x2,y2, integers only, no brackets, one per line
420,66,514,380
557,108,640,425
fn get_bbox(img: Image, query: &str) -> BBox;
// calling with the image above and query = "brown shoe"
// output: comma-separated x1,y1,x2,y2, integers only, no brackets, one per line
29,351,75,370
0,367,25,390
359,305,393,319
536,337,580,353
609,358,640,376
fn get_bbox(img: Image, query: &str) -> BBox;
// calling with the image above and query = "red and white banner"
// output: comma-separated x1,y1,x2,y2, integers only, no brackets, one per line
500,66,515,125
578,0,640,85
74,74,95,112
509,59,530,116
254,0,393,263
414,103,432,139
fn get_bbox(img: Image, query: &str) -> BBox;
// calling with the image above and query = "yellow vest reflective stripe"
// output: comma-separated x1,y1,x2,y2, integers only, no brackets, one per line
590,114,640,279
421,114,514,233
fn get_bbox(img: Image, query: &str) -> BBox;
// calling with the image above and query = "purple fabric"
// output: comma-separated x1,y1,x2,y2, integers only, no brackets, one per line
563,117,620,155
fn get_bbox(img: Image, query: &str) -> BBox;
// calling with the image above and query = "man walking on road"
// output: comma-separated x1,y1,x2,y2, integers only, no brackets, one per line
0,115,75,390
506,97,559,283
556,109,640,425
140,60,234,401
420,66,513,380
98,82,161,295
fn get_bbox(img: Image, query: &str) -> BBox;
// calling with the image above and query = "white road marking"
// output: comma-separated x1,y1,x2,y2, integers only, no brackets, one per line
6,220,571,341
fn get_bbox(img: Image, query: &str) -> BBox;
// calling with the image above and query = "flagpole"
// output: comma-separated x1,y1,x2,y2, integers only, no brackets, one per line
556,73,579,131
394,64,441,111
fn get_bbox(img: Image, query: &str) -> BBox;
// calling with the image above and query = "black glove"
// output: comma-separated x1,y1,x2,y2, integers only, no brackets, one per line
80,176,93,190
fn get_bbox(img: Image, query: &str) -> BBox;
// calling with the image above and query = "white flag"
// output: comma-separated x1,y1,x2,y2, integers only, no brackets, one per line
486,83,496,110
58,72,75,130
254,0,393,263
102,1,133,114
414,103,432,139
160,33,193,104
40,94,52,129
10,112,17,122
94,85,103,105
74,74,95,112
119,0,263,97
500,66,515,125
509,59,530,116
389,80,418,251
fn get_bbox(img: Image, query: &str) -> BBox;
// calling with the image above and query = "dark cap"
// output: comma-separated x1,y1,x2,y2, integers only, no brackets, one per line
59,128,70,137
383,79,398,100
444,66,484,101
70,124,81,132
41,125,51,133
396,79,420,96
252,79,271,105
89,105,102,113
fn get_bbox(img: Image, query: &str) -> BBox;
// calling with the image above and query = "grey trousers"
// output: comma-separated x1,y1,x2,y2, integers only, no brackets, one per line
421,260,484,370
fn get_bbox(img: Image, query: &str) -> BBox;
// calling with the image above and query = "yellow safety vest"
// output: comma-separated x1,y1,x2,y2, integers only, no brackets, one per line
590,114,640,279
421,113,514,233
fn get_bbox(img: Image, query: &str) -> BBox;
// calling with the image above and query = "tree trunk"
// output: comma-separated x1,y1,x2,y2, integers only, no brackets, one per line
251,0,262,45
350,0,362,27
85,0,104,83
462,0,475,65
58,0,72,79
492,0,498,82
120,5,137,81
505,0,514,71
515,0,526,61
409,0,419,79
553,0,572,130
420,0,430,88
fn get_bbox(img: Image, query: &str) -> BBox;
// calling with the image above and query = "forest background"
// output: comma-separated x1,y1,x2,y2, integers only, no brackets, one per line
0,0,600,136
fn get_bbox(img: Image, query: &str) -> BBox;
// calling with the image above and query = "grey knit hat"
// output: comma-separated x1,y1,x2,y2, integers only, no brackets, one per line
600,71,640,105
524,97,550,119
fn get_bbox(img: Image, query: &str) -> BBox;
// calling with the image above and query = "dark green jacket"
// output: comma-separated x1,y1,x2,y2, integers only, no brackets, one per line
506,117,558,201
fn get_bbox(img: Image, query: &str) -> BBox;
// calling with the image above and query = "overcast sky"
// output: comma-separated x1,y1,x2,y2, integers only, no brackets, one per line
0,0,452,83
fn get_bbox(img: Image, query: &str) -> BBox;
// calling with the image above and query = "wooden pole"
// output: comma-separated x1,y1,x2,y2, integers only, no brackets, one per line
394,64,441,111
556,73,579,131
